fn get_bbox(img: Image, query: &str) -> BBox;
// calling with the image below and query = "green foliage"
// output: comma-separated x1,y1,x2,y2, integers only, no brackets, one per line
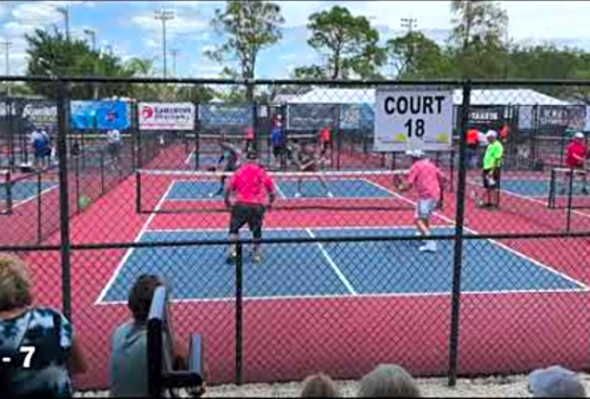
208,0,284,100
386,32,453,79
306,6,385,79
25,28,133,99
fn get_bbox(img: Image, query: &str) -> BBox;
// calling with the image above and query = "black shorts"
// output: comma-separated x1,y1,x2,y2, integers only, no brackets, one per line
229,203,265,238
273,146,283,158
108,143,121,157
320,141,330,156
483,168,501,189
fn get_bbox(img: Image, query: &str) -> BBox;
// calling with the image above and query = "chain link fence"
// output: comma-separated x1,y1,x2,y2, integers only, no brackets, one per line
1,77,590,391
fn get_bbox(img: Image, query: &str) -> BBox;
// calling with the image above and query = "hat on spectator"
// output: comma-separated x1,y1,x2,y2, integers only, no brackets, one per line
405,149,425,159
575,132,585,139
529,366,586,397
486,130,498,138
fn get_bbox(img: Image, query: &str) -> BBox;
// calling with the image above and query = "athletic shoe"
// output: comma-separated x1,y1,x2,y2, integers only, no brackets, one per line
419,242,437,253
582,188,589,195
326,191,334,198
252,253,264,264
294,192,302,198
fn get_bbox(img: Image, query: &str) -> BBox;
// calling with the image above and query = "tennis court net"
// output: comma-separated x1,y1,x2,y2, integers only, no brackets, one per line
135,168,446,215
548,167,590,210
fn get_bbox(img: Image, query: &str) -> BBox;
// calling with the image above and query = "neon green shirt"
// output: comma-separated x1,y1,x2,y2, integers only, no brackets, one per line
483,140,503,170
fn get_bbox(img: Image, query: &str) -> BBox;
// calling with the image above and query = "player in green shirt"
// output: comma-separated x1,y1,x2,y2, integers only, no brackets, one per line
473,130,503,208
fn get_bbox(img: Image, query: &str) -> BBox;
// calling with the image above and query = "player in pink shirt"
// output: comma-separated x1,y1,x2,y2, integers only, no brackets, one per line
398,149,444,253
224,150,276,264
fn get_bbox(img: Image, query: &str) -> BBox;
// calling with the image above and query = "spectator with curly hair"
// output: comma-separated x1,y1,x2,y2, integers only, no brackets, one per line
300,373,340,397
0,253,87,397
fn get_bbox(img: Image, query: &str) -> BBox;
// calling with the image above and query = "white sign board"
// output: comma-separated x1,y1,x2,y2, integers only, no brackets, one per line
374,89,453,152
138,102,195,131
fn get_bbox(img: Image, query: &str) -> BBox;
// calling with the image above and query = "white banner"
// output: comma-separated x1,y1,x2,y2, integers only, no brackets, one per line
374,89,453,152
139,102,195,131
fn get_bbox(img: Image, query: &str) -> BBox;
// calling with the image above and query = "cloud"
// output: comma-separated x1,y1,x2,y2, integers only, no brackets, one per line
130,9,208,41
201,44,216,55
143,38,159,49
279,53,297,61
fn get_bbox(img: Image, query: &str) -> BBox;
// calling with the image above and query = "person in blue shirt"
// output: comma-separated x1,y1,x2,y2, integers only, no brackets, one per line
30,127,50,169
271,120,286,169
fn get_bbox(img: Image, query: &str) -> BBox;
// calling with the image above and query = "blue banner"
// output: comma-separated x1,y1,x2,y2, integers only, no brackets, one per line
70,100,131,130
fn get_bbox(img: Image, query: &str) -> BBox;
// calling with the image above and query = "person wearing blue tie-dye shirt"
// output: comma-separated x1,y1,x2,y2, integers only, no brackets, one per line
0,254,87,397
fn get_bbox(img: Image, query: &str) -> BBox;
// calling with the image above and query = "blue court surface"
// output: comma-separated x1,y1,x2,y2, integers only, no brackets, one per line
499,178,589,198
97,227,587,304
166,178,393,200
0,180,58,203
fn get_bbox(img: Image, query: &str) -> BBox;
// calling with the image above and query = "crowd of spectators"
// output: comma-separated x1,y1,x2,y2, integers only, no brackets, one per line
0,254,587,397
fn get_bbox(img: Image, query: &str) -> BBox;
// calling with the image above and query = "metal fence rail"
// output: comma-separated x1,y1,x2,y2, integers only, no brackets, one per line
1,76,590,391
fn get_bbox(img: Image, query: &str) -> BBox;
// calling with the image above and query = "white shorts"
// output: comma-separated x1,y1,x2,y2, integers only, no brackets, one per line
415,198,437,221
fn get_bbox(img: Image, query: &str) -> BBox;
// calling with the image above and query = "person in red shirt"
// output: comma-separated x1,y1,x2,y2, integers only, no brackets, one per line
466,127,480,169
318,124,332,162
563,132,588,194
500,124,509,143
243,125,255,152
224,150,276,264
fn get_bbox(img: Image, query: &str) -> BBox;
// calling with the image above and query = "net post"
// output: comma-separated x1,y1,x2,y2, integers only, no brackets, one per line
135,170,142,214
100,150,105,196
235,241,244,386
75,150,81,214
57,79,72,322
566,168,575,232
36,169,42,244
548,168,555,209
5,170,13,214
448,81,471,387
450,149,455,193
194,103,200,170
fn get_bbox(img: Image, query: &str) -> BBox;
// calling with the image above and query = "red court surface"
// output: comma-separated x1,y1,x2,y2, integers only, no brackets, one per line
11,145,590,390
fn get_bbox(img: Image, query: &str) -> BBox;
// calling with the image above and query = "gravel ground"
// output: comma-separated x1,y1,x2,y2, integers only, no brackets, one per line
72,372,590,397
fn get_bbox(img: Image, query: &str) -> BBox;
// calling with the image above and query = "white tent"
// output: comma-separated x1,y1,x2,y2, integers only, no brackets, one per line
286,87,569,106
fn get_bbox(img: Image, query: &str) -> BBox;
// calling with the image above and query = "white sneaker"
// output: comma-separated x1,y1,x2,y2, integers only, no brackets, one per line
295,192,302,198
326,191,334,198
419,242,437,253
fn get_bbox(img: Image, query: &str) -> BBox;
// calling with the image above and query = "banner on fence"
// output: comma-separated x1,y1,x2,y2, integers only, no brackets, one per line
538,105,586,131
374,89,453,152
22,101,58,129
286,103,338,131
198,104,252,126
138,102,195,131
70,100,131,130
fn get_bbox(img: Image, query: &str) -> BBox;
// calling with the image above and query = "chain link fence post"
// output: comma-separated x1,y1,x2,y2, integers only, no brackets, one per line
57,79,72,321
448,80,471,387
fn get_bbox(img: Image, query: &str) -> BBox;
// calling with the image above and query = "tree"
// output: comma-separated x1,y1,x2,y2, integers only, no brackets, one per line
385,31,453,79
449,0,509,78
292,65,327,80
207,0,284,100
305,6,385,80
25,27,133,99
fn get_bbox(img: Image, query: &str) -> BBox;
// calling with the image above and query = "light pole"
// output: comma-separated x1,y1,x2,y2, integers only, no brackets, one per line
84,28,97,51
56,6,70,41
1,41,11,96
154,9,175,78
170,49,179,77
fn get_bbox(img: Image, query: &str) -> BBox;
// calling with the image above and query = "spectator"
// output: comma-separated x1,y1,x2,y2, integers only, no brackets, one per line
466,126,480,169
30,126,50,169
300,373,340,398
529,365,586,397
0,253,87,397
358,364,421,398
110,274,189,397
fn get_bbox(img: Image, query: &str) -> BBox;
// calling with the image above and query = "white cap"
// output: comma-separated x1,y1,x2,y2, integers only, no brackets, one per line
575,132,585,139
529,366,586,397
486,130,497,138
405,149,425,158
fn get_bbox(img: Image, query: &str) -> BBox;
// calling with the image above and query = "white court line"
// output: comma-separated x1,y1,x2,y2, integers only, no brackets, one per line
306,227,357,295
467,178,590,220
144,225,450,233
94,181,175,305
184,150,194,166
363,179,590,291
96,287,587,306
4,183,59,213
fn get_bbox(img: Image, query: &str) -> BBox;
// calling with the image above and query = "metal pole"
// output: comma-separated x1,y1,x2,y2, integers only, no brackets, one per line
36,170,42,244
162,20,167,78
5,170,12,214
135,170,142,214
448,81,471,387
566,168,575,232
194,103,200,170
235,241,244,386
57,80,72,321
1,41,11,96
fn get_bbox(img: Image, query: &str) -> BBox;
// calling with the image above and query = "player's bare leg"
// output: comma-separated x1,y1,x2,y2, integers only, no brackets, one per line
317,175,333,197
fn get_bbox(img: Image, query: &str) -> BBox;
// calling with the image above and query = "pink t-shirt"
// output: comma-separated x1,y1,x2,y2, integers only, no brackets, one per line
229,163,276,205
245,127,255,140
406,159,442,200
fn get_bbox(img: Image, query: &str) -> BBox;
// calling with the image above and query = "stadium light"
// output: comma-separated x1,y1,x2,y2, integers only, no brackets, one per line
154,9,175,78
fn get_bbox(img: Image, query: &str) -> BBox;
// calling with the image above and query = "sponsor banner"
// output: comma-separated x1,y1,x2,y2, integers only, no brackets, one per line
139,102,196,131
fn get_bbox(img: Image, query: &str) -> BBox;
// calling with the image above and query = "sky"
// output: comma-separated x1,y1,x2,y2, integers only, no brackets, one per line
1,1,590,79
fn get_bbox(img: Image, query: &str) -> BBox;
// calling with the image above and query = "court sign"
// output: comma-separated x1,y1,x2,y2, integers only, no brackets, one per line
374,88,453,152
139,102,195,131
